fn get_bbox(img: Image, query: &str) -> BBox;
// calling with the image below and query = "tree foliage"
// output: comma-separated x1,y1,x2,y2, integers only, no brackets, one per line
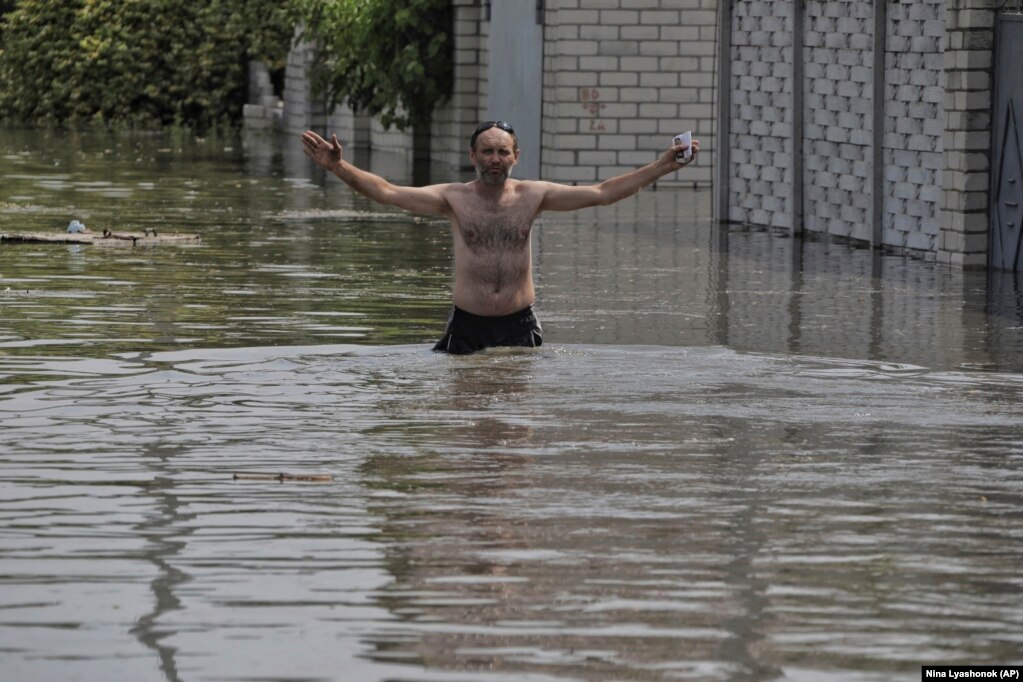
0,0,453,132
295,0,453,131
0,0,293,128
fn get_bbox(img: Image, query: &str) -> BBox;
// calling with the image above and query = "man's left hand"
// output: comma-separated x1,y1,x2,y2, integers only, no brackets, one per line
667,138,700,168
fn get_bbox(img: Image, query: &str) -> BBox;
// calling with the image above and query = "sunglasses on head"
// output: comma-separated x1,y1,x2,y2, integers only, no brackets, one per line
470,120,515,148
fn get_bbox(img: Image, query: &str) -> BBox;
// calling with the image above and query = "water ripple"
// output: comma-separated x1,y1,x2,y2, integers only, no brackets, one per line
3,344,1020,680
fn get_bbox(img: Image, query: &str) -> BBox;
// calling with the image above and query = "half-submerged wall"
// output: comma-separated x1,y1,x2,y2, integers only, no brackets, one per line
716,0,998,266
250,0,1001,266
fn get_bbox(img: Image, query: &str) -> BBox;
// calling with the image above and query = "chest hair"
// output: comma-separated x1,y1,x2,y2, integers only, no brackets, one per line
456,193,537,253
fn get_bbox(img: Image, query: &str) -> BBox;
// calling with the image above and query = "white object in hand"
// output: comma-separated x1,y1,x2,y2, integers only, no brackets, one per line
673,131,692,162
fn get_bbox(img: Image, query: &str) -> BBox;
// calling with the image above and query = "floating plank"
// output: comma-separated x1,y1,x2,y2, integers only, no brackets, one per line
1,230,201,246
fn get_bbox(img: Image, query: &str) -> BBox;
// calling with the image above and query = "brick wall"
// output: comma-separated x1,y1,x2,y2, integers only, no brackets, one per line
803,0,874,243
539,0,719,187
884,0,945,253
718,0,995,266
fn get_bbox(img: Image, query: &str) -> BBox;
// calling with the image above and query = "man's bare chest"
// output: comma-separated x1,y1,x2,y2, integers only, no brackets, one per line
454,197,537,253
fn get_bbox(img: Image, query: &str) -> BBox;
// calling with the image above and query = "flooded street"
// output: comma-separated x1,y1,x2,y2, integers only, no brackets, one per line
2,129,1022,681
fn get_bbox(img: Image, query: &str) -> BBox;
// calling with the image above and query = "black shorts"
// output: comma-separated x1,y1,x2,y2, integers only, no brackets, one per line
433,305,543,354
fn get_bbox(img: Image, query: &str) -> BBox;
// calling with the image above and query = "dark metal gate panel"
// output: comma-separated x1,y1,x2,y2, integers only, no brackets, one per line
991,13,1023,270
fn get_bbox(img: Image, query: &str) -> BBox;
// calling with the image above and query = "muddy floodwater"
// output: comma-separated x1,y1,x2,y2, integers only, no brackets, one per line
1,129,1022,681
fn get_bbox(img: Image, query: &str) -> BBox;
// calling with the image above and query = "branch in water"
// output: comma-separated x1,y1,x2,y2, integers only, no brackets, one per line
233,473,334,483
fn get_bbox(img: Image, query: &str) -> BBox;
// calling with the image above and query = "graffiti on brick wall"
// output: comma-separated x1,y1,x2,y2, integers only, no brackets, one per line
580,88,607,132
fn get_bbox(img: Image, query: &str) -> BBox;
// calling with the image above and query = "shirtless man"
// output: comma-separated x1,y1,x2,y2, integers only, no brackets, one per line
301,120,699,353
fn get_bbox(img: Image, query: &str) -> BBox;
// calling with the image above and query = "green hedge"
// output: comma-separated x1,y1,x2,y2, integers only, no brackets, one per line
0,0,293,128
0,0,453,132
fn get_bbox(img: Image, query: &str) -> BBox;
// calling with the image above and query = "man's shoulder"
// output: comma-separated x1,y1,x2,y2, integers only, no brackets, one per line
510,178,554,196
438,180,480,197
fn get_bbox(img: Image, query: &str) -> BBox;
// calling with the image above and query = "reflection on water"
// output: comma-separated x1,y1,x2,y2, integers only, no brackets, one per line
1,128,1022,681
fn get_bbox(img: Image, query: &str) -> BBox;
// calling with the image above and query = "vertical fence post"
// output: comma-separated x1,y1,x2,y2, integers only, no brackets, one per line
872,0,887,250
715,0,734,226
792,0,805,237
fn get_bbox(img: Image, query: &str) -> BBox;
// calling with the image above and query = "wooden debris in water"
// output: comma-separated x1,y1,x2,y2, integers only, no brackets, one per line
1,229,200,246
233,472,334,483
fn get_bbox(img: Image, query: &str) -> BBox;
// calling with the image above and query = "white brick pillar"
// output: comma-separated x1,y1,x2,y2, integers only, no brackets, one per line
430,0,488,174
282,31,327,136
938,0,994,267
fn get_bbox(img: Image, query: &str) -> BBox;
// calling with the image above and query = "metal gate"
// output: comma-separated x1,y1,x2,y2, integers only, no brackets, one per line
991,10,1023,270
487,0,544,179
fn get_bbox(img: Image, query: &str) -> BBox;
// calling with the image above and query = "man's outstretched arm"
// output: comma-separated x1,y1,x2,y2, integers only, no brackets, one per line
538,139,700,213
301,131,450,216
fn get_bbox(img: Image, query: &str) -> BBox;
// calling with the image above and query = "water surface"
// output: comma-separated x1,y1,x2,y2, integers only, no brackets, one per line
1,128,1022,681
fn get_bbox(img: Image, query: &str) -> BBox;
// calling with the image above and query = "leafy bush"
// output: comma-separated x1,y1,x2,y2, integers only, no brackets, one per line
0,0,293,128
295,0,453,131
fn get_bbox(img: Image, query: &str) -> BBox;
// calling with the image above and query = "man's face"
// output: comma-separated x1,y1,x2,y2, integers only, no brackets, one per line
470,129,519,185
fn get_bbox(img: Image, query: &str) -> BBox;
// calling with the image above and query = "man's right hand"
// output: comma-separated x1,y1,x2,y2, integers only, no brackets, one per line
301,131,343,172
